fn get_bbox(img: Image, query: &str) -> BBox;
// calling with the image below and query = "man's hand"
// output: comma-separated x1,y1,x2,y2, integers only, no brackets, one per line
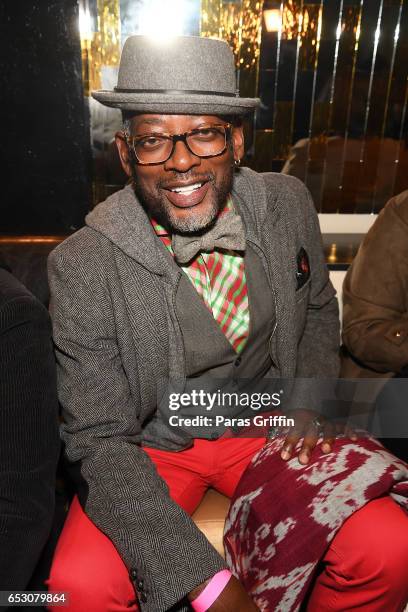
280,409,357,464
188,575,259,611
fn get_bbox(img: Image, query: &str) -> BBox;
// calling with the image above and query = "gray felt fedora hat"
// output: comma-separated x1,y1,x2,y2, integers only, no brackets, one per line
92,35,259,116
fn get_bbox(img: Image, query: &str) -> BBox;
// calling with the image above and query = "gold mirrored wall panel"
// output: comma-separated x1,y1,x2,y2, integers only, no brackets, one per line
304,0,344,211
251,129,275,172
293,1,324,200
79,0,122,205
343,0,408,213
372,0,408,211
201,0,263,99
80,0,121,95
257,0,408,212
201,0,223,37
319,0,366,213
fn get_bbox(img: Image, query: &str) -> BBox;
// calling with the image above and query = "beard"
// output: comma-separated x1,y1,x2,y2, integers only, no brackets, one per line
131,161,234,235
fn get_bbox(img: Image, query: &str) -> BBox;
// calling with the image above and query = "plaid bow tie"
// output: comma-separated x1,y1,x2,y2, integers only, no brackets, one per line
172,212,246,264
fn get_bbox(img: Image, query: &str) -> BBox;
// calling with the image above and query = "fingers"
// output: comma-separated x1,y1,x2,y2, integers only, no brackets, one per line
280,424,304,460
279,410,363,466
321,420,336,454
281,423,322,463
281,413,332,464
298,427,319,464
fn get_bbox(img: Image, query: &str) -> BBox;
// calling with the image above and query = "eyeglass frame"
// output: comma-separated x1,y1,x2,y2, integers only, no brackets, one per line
124,123,233,166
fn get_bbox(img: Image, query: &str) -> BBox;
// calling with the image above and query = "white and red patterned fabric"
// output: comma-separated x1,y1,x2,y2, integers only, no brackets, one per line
224,436,408,611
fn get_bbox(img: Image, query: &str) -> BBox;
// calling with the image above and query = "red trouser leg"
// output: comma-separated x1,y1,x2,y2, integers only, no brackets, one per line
46,495,139,612
46,438,263,611
307,496,408,612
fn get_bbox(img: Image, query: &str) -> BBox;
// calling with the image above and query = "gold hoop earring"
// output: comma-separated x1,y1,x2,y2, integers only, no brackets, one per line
234,158,241,167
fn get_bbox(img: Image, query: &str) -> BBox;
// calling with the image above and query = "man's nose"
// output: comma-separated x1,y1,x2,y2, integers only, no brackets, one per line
163,140,201,172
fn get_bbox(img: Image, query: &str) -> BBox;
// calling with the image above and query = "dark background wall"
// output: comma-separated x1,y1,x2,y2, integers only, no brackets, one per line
1,0,92,234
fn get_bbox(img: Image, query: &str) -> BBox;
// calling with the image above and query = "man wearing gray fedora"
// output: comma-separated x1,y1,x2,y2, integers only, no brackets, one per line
46,36,408,612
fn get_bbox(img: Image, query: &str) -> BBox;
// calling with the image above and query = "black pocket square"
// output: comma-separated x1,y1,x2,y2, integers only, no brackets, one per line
296,247,310,290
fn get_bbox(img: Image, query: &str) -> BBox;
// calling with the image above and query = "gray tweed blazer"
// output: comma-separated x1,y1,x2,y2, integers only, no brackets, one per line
48,168,339,611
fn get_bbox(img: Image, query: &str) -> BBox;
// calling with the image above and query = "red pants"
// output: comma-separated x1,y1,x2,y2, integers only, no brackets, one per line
47,438,408,611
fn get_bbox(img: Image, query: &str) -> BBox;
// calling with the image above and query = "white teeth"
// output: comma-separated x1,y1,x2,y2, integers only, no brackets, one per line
169,182,203,194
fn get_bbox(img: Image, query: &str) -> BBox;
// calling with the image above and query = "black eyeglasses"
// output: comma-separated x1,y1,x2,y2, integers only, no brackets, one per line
125,123,232,165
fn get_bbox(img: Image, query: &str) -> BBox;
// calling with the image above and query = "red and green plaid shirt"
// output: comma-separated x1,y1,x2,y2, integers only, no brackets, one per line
151,198,249,353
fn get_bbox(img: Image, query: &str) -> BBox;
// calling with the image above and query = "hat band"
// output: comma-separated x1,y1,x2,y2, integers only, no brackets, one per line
114,87,240,98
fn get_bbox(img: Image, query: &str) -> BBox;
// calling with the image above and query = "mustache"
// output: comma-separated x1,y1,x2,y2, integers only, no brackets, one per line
157,172,215,189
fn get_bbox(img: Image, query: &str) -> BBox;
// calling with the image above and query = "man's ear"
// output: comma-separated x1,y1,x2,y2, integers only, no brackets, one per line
115,132,133,178
232,125,245,162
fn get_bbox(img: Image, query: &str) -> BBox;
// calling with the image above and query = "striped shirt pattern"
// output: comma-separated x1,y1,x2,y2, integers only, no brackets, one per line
151,199,249,353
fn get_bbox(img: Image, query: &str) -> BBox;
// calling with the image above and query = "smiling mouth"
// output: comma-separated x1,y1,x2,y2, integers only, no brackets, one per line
162,180,211,208
166,181,205,195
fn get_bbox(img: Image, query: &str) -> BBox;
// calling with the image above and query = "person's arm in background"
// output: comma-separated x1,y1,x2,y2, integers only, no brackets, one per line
0,269,60,589
342,192,408,374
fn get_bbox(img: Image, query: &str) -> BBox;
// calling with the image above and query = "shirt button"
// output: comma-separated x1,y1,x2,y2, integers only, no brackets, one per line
137,580,144,590
139,593,148,603
234,357,242,367
129,568,138,581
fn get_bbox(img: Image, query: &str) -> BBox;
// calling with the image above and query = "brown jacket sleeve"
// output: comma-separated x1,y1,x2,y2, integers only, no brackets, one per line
342,190,408,374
